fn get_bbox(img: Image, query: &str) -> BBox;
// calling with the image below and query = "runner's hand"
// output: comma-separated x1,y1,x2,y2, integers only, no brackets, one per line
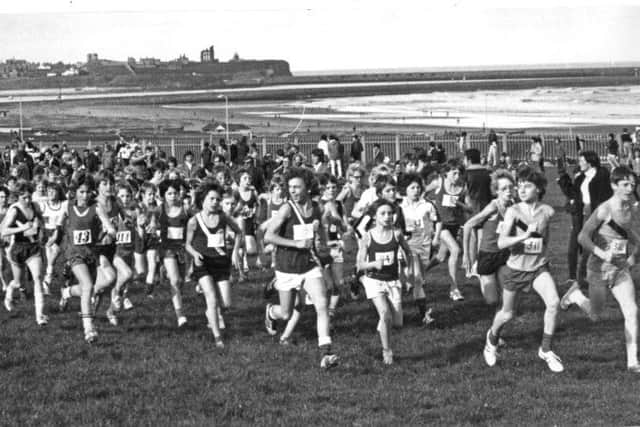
295,239,313,249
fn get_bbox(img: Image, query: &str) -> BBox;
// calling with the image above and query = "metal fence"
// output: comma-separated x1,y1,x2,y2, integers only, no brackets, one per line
34,132,613,165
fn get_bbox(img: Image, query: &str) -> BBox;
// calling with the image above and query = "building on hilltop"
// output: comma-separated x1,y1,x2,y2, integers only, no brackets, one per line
201,46,217,63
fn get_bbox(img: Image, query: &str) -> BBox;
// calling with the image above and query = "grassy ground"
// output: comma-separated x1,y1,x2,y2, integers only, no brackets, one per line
2,172,640,426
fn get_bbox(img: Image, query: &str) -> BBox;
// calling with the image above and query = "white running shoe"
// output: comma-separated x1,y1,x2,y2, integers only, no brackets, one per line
106,308,119,326
4,297,13,312
123,297,134,311
214,336,225,349
538,348,564,373
112,295,122,311
483,330,498,367
42,280,51,296
320,354,339,369
36,314,49,326
177,316,188,328
422,308,435,326
84,329,98,344
382,349,393,365
627,364,640,374
560,281,580,311
449,289,464,302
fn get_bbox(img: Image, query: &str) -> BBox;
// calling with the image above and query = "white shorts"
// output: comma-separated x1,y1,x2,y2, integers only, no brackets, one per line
362,276,401,301
274,266,324,292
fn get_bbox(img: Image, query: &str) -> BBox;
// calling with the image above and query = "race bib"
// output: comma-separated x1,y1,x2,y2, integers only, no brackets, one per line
293,223,314,241
406,218,424,232
330,246,344,263
207,232,225,248
496,221,505,234
271,210,279,218
610,239,628,256
329,224,338,233
73,229,92,245
116,230,132,245
523,237,543,254
375,251,395,266
442,194,458,208
23,222,38,237
167,226,184,240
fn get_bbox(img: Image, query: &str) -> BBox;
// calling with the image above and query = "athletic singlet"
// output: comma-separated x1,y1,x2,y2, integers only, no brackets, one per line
324,200,344,244
400,198,438,247
140,203,161,238
235,189,258,219
96,197,121,246
159,204,188,249
274,201,322,274
341,186,362,219
115,211,136,250
42,200,67,231
365,230,399,281
8,202,40,244
268,199,285,219
67,204,100,247
506,203,553,272
587,215,631,272
435,180,466,226
479,201,508,253
191,212,229,259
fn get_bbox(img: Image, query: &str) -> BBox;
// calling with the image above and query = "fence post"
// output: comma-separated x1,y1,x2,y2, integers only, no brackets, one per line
501,134,508,155
38,140,42,152
209,133,213,146
87,139,92,149
262,137,267,156
361,134,366,164
395,134,400,161
171,138,176,157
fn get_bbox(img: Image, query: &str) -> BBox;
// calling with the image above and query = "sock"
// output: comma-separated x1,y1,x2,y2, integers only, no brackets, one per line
541,333,553,352
81,314,93,332
415,298,427,318
62,287,71,299
319,343,332,356
627,342,638,367
489,330,500,346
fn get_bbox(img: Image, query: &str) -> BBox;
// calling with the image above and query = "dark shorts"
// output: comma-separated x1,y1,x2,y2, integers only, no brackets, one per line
442,224,460,239
160,246,187,264
95,244,116,262
115,246,134,266
43,228,63,246
9,242,41,265
192,255,231,283
242,217,256,237
477,250,510,276
65,245,97,268
499,264,549,293
134,233,160,254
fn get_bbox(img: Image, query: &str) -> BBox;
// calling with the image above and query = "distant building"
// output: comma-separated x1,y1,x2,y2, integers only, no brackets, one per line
87,53,99,63
201,46,216,63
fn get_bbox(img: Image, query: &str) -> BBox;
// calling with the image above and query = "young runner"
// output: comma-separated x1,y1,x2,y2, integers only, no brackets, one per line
483,166,564,373
135,182,160,301
560,166,640,372
358,199,414,365
42,182,68,295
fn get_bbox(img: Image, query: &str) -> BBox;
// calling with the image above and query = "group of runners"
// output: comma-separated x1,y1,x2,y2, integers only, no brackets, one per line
1,141,639,373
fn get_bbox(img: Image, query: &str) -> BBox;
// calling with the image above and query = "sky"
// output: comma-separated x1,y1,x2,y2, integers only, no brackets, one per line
1,0,640,73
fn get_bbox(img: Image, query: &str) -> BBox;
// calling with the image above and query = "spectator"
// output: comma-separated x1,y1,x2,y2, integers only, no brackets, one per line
606,133,619,168
435,143,447,164
201,141,213,169
529,136,544,172
327,135,342,177
372,143,384,165
350,134,363,163
236,136,249,164
177,151,199,179
621,128,633,166
318,134,329,158
311,148,328,174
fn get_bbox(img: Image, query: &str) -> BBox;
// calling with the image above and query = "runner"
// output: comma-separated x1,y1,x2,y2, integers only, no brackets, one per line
41,182,67,296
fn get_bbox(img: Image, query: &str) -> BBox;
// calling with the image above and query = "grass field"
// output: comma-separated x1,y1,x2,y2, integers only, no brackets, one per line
2,171,640,426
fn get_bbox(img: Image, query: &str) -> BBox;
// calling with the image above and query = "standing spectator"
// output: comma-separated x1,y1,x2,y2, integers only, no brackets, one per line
117,141,133,167
606,133,619,168
557,150,612,293
236,136,249,164
435,143,447,164
488,129,498,147
487,138,498,167
216,138,228,159
311,148,328,174
350,134,363,163
177,151,199,179
102,144,116,171
229,139,238,164
620,128,633,166
318,134,329,158
84,148,100,173
457,131,468,154
372,143,385,165
201,141,213,170
575,136,585,153
529,136,544,172
327,135,342,178
463,148,493,273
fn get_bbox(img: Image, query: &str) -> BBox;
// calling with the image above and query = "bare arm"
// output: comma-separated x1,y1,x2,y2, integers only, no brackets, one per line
184,216,203,262
497,207,534,250
264,204,308,249
0,207,28,237
462,201,498,263
95,205,117,237
577,205,609,261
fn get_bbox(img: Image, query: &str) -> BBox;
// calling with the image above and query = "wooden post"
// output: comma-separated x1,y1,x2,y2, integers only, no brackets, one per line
171,138,176,157
395,134,400,161
502,134,508,155
361,134,366,164
262,137,267,156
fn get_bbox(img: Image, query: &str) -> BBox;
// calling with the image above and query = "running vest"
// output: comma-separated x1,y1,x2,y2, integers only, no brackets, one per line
96,198,121,246
159,205,188,249
9,202,40,244
192,212,229,259
479,201,508,253
435,180,466,226
67,204,100,247
115,211,136,250
401,198,438,247
506,203,553,272
274,201,322,274
587,216,630,272
42,200,67,231
366,230,400,281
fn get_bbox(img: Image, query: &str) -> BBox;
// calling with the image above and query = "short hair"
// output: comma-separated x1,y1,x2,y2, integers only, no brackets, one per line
15,181,33,195
269,174,284,191
370,198,396,216
311,148,325,162
490,169,515,195
517,165,547,199
373,143,381,149
47,182,67,202
442,159,465,174
374,175,397,196
183,151,194,160
159,179,183,198
610,166,636,184
399,172,424,194
465,148,481,165
284,167,319,197
194,181,224,210
580,151,600,169
318,173,339,189
96,170,115,186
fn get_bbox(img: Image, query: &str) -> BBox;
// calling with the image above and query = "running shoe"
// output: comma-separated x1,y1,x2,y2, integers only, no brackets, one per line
112,295,122,311
265,303,277,336
449,289,464,301
214,336,225,349
627,365,640,374
59,289,70,312
483,330,498,367
382,349,393,365
84,329,98,344
422,308,435,326
145,283,155,298
560,280,580,310
106,308,118,326
320,354,339,370
42,280,51,296
4,297,13,312
123,297,134,311
177,316,188,328
36,314,49,326
538,348,564,373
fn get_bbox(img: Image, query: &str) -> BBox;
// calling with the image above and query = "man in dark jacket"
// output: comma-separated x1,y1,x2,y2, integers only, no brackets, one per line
557,150,612,293
350,134,363,163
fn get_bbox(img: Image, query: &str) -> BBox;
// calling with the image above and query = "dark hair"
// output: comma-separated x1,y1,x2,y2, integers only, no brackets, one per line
374,175,397,196
96,169,115,186
284,167,319,197
370,198,396,216
194,181,224,210
318,173,339,188
159,179,183,198
70,172,96,195
47,182,67,202
183,151,194,160
399,172,424,194
580,151,600,169
610,166,636,184
465,148,481,164
311,148,325,162
152,160,167,173
373,143,381,149
517,165,547,199
15,181,33,195
269,174,284,191
442,159,465,174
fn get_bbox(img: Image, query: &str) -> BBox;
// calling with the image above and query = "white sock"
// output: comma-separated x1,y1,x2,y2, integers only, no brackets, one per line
627,342,638,367
570,288,588,306
34,289,44,318
82,316,93,332
62,287,71,299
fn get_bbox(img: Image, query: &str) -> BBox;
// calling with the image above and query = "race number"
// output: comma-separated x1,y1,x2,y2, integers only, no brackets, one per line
523,237,543,254
375,251,395,266
116,230,132,245
610,239,628,256
167,226,184,240
73,229,92,245
496,221,505,234
442,194,458,208
207,232,225,248
293,223,314,241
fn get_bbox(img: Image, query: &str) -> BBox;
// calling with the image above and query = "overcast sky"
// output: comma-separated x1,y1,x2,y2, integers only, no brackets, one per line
1,0,640,73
